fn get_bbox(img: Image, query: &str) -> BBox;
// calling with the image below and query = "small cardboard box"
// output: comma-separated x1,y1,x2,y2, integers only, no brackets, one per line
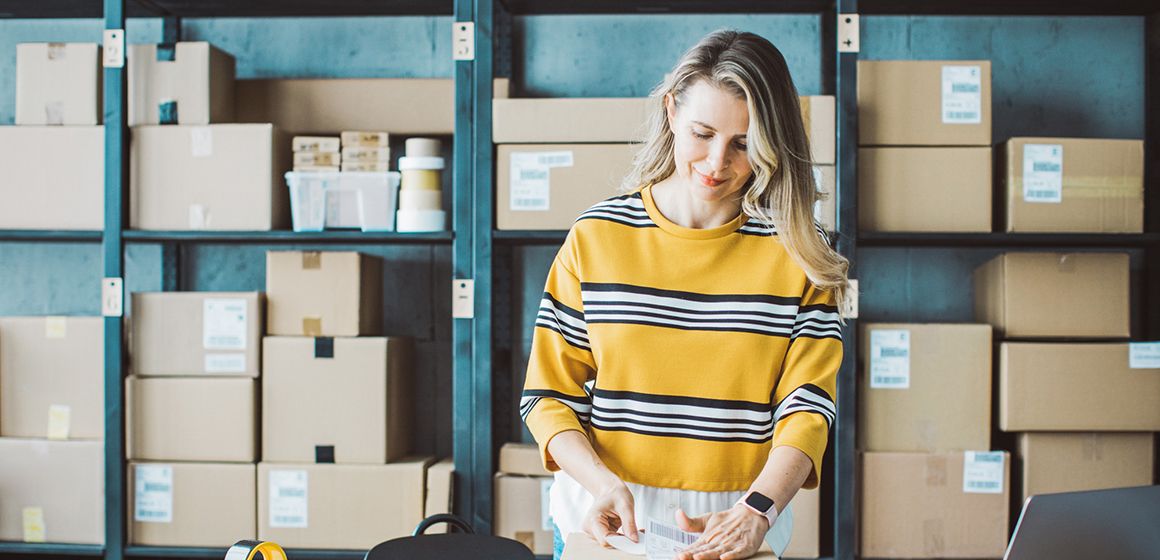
0,317,103,439
258,458,433,549
499,443,551,476
127,41,235,126
496,144,638,230
16,43,101,125
129,462,256,547
1000,137,1144,233
801,95,836,165
973,252,1130,338
424,459,455,534
0,126,103,230
0,439,104,544
860,451,1009,558
130,291,263,377
130,124,290,231
998,342,1160,431
493,98,651,143
859,324,992,452
859,147,991,232
494,474,554,555
127,376,257,462
265,251,382,337
262,336,412,464
1016,433,1154,502
784,487,820,559
857,60,992,146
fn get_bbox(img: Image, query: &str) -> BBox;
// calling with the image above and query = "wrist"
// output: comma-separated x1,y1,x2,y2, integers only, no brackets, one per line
736,491,777,529
593,471,624,496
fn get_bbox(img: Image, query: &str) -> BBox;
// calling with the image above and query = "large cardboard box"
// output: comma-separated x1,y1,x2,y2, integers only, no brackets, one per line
784,487,819,559
127,376,257,462
496,144,638,230
258,458,432,549
1016,433,1154,502
262,336,411,463
127,42,235,125
801,96,835,165
998,342,1160,431
493,98,651,143
0,317,103,439
859,324,992,452
858,147,991,232
129,462,256,546
1000,137,1144,233
0,439,103,544
860,451,1009,558
265,251,382,337
499,442,551,476
16,43,101,125
130,124,290,231
130,291,263,377
857,60,991,146
973,252,1130,338
0,126,103,230
424,459,454,534
495,474,554,555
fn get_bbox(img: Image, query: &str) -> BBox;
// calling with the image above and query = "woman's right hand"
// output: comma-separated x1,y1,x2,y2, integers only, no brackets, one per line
582,480,639,547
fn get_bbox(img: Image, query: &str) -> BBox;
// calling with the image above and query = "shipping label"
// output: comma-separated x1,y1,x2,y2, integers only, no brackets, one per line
1022,144,1063,203
645,518,700,560
134,464,174,523
203,298,248,350
510,151,575,212
962,451,1005,494
941,65,982,124
869,329,910,389
269,470,309,528
1129,342,1160,369
205,353,247,373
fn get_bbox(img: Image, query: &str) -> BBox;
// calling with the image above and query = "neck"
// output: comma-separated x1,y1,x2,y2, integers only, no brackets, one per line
651,176,743,229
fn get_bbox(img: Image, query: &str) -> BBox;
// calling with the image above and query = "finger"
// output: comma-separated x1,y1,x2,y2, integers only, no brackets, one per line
692,543,727,560
587,521,609,548
719,544,750,560
618,506,639,542
676,508,710,533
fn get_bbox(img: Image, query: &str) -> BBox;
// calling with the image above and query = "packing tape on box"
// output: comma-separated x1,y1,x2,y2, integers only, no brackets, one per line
925,455,947,487
405,138,442,158
396,209,446,233
401,169,441,191
1011,176,1143,198
398,156,445,171
45,101,64,125
46,405,71,440
922,519,945,557
399,189,443,211
224,540,288,560
1057,254,1076,273
47,42,67,60
22,507,46,543
302,317,322,336
301,251,322,269
1082,434,1106,460
44,317,67,339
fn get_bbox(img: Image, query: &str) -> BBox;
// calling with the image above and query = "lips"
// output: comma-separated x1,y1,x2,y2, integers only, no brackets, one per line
696,170,726,187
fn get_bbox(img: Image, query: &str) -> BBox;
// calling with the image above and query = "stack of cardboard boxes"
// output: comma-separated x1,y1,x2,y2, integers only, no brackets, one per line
291,136,341,172
340,131,391,172
494,443,555,555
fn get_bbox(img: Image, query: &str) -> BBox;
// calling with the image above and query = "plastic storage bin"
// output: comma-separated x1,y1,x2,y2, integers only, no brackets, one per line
285,171,400,232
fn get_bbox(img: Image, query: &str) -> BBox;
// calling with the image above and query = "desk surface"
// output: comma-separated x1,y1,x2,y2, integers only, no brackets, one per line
561,532,778,560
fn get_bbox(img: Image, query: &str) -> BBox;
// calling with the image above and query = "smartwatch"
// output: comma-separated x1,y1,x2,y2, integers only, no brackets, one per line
738,491,778,528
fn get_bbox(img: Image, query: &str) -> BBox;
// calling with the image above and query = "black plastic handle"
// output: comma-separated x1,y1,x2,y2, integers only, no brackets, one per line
412,513,475,536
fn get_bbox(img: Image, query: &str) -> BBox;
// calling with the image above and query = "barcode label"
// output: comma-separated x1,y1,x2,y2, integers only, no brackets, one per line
134,465,174,523
269,470,309,528
204,298,248,350
519,168,549,181
945,111,978,121
650,522,698,545
646,518,700,559
963,451,1005,494
869,329,910,389
509,151,575,212
1129,342,1160,369
1023,144,1063,203
941,65,983,124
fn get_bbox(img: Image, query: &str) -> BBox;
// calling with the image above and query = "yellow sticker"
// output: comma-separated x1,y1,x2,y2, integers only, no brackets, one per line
47,405,71,440
23,507,46,542
44,317,67,339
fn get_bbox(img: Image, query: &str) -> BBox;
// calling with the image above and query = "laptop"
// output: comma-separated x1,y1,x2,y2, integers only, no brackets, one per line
1004,485,1160,560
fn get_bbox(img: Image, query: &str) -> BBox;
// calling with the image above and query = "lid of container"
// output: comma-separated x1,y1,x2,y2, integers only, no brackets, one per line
398,156,446,170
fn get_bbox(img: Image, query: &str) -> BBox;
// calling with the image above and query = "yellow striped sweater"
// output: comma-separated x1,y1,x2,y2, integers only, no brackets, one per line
522,184,843,492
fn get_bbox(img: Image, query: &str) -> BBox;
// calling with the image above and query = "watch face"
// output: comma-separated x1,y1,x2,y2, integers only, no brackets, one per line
745,492,775,513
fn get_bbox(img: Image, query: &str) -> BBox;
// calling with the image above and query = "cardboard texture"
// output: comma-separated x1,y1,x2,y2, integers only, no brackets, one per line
0,317,103,439
859,147,991,232
800,95,836,165
0,439,104,544
127,42,235,126
784,487,819,559
493,98,651,143
562,533,777,560
814,165,836,233
1000,137,1144,233
859,324,992,452
0,126,103,230
127,376,257,462
857,60,992,146
424,459,455,534
265,251,382,337
496,144,638,230
257,458,432,549
1016,433,1154,502
129,462,256,546
130,291,263,377
130,124,290,231
973,252,1130,338
16,43,101,125
262,336,412,464
499,443,551,476
860,451,1009,558
998,342,1160,431
494,474,554,555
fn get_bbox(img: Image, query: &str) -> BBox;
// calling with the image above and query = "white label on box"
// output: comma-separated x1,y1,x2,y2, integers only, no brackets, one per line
869,329,910,389
541,478,554,531
46,405,71,440
134,464,174,523
205,353,247,373
203,298,248,350
1022,144,1064,203
811,166,825,223
44,316,67,339
941,65,982,124
191,127,213,158
963,451,1005,494
510,151,575,212
646,518,700,559
1129,342,1160,369
269,470,309,528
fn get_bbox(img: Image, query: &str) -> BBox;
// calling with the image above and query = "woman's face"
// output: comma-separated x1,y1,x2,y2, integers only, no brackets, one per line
666,80,754,204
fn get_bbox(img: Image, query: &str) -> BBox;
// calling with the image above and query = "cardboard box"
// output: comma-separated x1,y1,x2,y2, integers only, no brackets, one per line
130,124,290,231
16,43,101,125
258,458,432,549
813,165,836,233
494,474,554,555
859,324,992,453
0,439,103,544
0,317,103,439
801,96,835,165
499,443,551,476
859,147,991,232
860,451,1009,558
424,459,454,534
262,336,411,464
127,376,257,462
129,462,256,546
0,126,103,230
493,98,651,143
973,252,1130,338
1016,433,1154,502
265,251,382,336
127,42,235,125
1000,137,1144,233
130,292,263,377
562,532,777,559
998,342,1160,431
496,144,638,230
857,60,992,146
784,487,819,559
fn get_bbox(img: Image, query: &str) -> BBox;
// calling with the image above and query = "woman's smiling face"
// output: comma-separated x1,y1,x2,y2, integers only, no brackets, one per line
666,79,754,204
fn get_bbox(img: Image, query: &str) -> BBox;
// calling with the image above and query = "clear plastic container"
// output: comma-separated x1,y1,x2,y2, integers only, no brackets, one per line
285,171,400,232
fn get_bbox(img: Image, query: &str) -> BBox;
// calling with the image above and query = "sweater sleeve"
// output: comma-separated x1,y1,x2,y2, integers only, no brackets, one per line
770,280,843,489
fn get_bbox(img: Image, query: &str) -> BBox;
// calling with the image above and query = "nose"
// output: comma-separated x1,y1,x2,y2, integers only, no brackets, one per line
706,139,731,172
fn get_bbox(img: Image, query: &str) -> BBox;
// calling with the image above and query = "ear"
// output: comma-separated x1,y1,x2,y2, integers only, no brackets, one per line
664,93,677,129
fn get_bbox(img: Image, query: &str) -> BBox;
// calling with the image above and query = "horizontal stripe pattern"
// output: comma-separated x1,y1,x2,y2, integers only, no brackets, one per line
576,193,658,229
521,389,592,424
791,304,842,341
581,282,802,338
772,384,835,427
535,293,590,350
738,218,776,237
590,388,774,444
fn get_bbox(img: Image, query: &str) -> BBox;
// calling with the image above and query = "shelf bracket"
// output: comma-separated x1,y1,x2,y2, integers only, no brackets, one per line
838,14,860,54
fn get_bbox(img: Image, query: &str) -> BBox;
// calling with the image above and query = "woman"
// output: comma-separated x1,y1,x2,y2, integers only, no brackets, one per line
521,29,849,560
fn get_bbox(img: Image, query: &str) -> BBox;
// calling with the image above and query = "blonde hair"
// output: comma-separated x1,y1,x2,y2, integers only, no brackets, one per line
623,29,850,312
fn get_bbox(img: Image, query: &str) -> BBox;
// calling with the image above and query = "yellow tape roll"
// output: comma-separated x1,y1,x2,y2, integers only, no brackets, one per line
224,540,288,560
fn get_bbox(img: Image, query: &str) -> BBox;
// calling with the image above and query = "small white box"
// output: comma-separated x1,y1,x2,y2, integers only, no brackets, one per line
285,171,400,232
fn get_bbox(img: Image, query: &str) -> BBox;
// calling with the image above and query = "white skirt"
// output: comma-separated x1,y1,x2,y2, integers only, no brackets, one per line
549,470,794,557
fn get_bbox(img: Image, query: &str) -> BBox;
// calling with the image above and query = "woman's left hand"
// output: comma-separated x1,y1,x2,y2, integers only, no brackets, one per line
673,504,770,560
